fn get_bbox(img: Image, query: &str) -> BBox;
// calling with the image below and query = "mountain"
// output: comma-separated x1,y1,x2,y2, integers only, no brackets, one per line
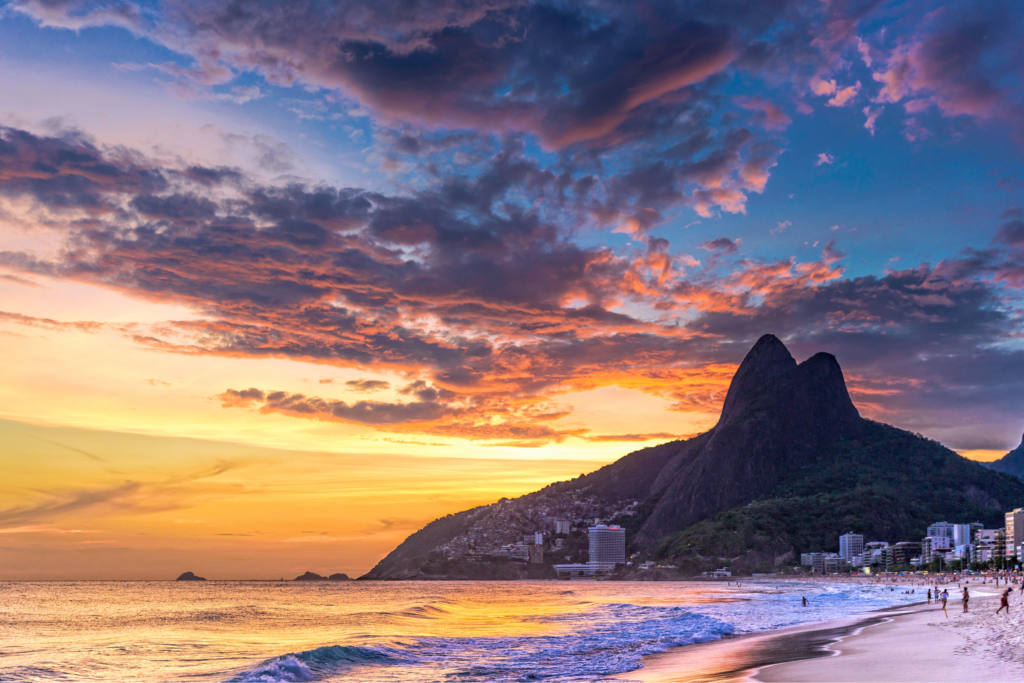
984,435,1024,481
175,571,206,581
363,335,1024,578
636,337,862,542
294,571,327,581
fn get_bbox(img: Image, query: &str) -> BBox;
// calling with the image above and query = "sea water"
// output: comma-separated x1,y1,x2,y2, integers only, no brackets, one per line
0,580,921,682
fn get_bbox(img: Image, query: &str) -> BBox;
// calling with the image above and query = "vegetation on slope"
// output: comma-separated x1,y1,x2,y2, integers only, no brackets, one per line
660,421,1024,570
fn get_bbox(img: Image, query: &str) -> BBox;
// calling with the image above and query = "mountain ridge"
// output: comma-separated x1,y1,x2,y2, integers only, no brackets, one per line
984,435,1024,481
363,335,1024,579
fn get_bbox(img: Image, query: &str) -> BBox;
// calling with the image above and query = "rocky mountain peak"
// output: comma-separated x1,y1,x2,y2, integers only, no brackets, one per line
717,334,796,425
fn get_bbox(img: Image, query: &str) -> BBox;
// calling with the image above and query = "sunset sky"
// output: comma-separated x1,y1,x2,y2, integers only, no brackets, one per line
1,0,1023,579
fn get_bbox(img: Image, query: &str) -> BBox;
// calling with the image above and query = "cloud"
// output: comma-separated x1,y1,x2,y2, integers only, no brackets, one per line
219,85,263,105
870,8,1024,139
994,219,1024,246
862,106,881,135
582,432,684,442
0,461,241,529
810,75,837,97
736,96,792,131
699,238,740,255
827,81,861,107
345,379,391,392
234,388,455,425
771,219,791,235
1,109,1023,451
217,388,266,408
815,153,834,166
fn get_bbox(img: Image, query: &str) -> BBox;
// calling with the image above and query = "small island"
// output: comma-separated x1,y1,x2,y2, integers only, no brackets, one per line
175,572,206,581
293,571,352,581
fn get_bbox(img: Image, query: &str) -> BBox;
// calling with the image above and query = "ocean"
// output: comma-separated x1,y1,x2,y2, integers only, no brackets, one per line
0,580,921,682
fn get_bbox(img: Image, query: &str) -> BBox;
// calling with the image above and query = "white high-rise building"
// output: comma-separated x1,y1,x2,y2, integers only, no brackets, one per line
952,524,973,546
555,520,571,534
534,532,544,545
588,524,625,572
839,532,864,562
1007,509,1024,559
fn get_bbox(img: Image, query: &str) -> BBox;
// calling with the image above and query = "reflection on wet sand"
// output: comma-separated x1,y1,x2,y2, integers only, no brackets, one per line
614,610,904,682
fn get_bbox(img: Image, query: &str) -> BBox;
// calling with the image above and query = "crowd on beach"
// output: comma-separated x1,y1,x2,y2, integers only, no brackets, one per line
867,570,1021,617
782,569,1024,619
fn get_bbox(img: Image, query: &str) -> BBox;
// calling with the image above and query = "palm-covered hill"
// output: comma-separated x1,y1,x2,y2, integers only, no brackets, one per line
364,335,1024,578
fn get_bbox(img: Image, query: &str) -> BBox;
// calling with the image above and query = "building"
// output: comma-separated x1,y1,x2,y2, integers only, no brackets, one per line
534,532,544,545
823,555,849,573
807,553,841,573
506,543,530,560
922,536,954,564
554,519,571,534
927,522,955,539
952,524,977,546
884,542,922,567
973,529,1005,564
801,552,823,568
1006,509,1024,560
839,532,864,562
588,524,626,572
529,544,544,564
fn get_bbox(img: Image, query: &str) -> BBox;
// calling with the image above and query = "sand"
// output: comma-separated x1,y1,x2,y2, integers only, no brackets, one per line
615,584,1024,683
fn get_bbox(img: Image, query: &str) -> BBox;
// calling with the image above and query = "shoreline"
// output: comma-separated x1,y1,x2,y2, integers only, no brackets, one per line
615,584,1024,683
611,609,896,683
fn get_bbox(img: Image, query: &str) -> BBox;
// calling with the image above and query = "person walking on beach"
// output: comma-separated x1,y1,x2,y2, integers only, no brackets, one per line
802,596,808,607
927,588,932,602
961,587,969,613
940,589,948,618
997,588,1011,615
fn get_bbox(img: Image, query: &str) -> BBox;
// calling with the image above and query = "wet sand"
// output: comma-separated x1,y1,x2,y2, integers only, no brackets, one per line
615,589,1024,683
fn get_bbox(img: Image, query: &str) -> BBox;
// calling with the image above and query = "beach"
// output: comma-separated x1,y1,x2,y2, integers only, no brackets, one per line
0,579,921,682
618,581,1024,683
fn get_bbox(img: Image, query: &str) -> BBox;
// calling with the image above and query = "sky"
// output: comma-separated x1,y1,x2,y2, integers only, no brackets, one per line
0,0,1023,579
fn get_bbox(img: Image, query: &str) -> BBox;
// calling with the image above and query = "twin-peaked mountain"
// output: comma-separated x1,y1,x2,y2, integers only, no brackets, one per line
364,335,1024,578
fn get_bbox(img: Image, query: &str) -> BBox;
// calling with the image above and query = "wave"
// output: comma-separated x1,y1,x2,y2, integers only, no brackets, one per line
228,645,396,683
397,603,450,619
